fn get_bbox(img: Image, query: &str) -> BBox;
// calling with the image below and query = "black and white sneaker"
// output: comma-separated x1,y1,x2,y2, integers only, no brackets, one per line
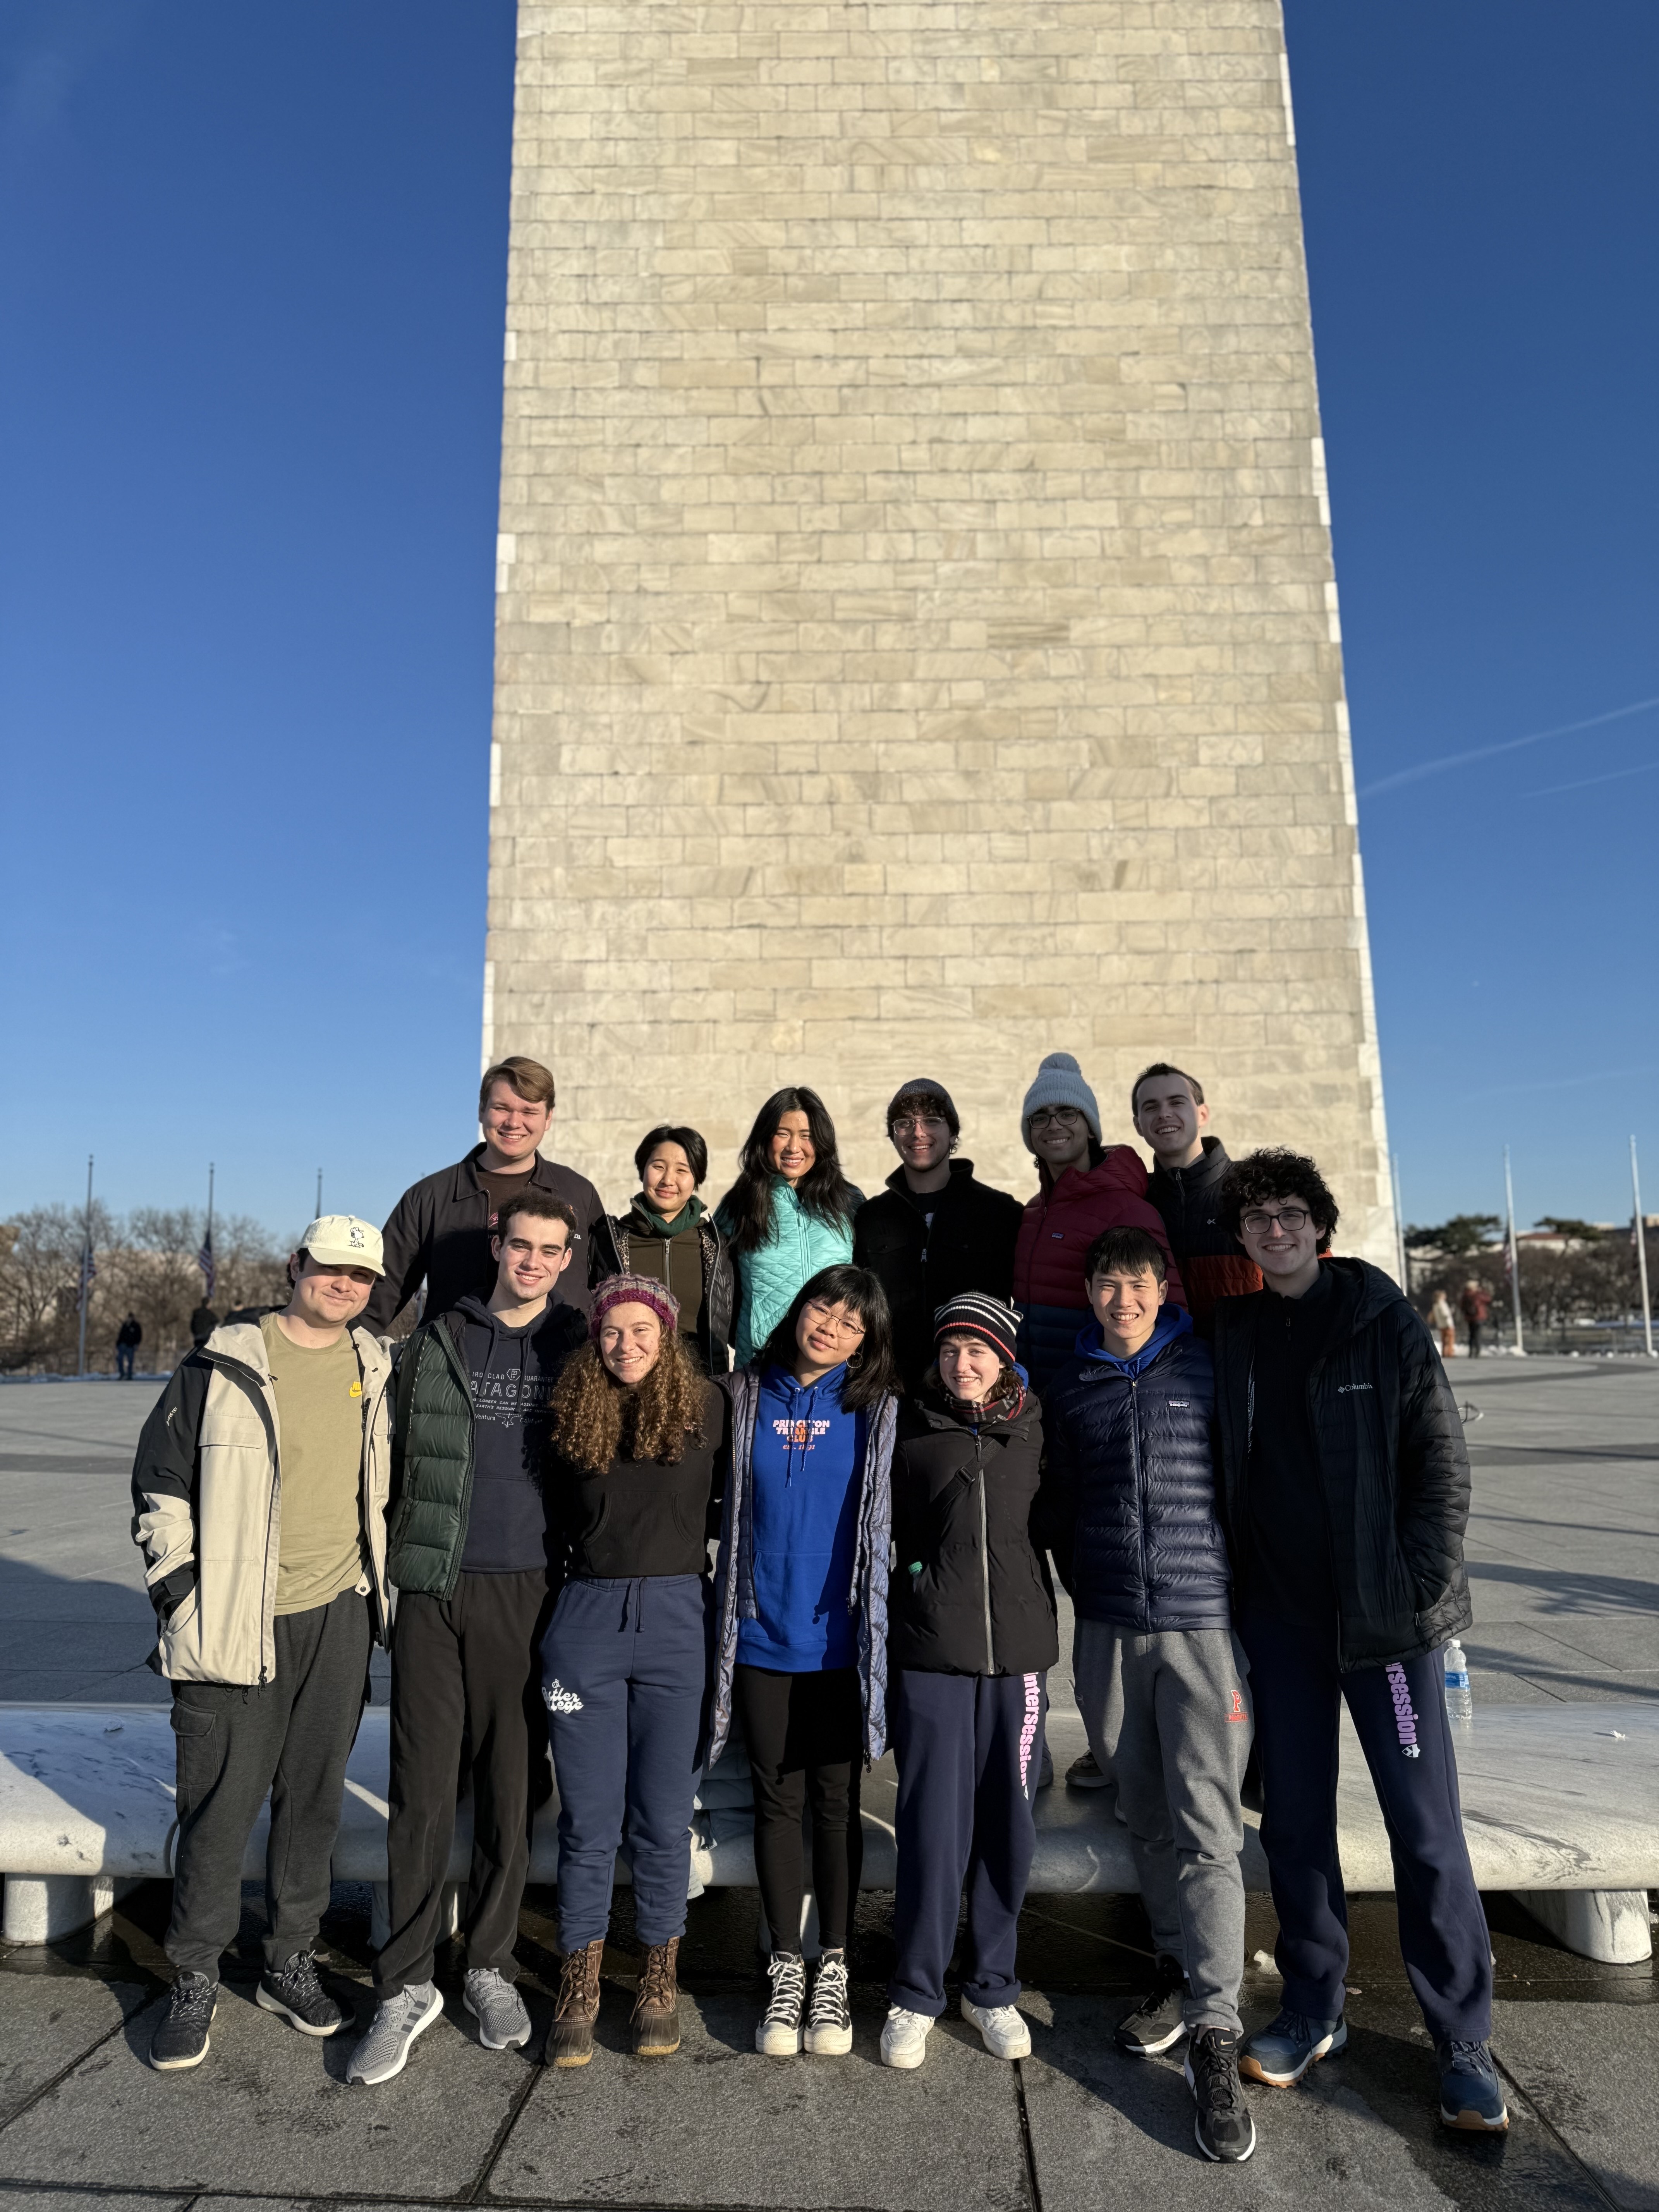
1115,1955,1189,2056
804,1948,853,2056
756,1950,807,2057
257,1950,345,2037
1186,2027,1257,2163
149,1972,218,2071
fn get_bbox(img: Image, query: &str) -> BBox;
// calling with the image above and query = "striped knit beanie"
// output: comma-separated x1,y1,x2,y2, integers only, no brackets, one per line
1020,1051,1100,1144
933,1293,1020,1368
589,1272,680,1339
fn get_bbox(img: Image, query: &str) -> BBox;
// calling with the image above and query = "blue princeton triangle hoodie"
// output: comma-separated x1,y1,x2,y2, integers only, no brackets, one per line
738,1362,863,1671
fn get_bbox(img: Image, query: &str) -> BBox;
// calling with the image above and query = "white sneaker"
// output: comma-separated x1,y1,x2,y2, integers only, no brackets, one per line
804,1949,853,2057
880,2005,933,2069
961,1995,1031,2059
756,1950,807,2057
347,1983,445,2085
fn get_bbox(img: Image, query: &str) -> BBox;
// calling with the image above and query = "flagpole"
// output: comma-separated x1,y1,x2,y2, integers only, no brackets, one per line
316,1168,323,1221
1503,1144,1525,1356
206,1162,215,1250
76,1154,94,1377
1633,1136,1655,1358
1391,1152,1409,1293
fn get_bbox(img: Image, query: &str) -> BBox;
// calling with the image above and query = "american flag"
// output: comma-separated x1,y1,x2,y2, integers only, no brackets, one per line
77,1242,96,1306
197,1228,216,1301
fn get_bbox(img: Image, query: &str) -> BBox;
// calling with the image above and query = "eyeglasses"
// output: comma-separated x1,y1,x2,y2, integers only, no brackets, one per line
891,1116,947,1135
802,1300,866,1341
1029,1108,1083,1130
1240,1207,1311,1235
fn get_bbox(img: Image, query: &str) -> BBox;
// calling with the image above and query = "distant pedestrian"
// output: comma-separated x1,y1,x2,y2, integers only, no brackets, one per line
1428,1291,1457,1360
707,1265,899,2061
115,1313,143,1380
131,1217,393,2074
363,1056,619,1332
714,1088,864,1367
349,1190,586,2088
1458,1280,1491,1358
882,1294,1055,2074
188,1302,218,1348
853,1079,1023,1395
539,1275,728,2068
1217,1151,1506,2135
610,1124,733,1373
1011,1052,1184,1397
1131,1063,1262,1334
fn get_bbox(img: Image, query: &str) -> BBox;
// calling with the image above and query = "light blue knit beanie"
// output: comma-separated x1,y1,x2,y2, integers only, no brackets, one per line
1020,1051,1101,1145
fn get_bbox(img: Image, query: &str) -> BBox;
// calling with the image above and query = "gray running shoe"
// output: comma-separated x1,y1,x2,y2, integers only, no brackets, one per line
347,1983,445,2085
149,1973,218,2071
464,1967,532,2051
1066,1748,1110,1790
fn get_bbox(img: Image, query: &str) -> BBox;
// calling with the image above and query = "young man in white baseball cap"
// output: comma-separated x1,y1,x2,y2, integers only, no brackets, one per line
132,1216,395,2072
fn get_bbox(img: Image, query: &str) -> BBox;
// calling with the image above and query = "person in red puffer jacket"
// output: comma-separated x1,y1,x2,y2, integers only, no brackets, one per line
1012,1053,1185,1396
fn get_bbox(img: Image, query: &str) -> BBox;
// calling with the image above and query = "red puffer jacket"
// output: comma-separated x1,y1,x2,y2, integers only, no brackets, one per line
1013,1147,1186,1393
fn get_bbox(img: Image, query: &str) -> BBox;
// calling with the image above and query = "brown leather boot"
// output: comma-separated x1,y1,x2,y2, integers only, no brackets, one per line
629,1937,681,2058
546,1938,604,2068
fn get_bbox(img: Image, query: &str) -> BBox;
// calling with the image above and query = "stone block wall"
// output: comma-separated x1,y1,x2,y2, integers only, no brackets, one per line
487,0,1396,1263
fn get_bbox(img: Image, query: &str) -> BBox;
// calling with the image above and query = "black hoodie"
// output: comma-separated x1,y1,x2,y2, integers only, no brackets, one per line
455,1294,585,1573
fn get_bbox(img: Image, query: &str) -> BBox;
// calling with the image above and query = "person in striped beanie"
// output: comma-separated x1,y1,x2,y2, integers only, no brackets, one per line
879,1292,1057,2072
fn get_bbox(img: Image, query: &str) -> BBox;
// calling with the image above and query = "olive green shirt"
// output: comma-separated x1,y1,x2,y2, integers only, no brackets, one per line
261,1314,366,1616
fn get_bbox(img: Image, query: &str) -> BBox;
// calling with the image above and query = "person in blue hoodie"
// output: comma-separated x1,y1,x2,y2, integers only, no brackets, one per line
706,1264,900,2062
1041,1227,1256,2166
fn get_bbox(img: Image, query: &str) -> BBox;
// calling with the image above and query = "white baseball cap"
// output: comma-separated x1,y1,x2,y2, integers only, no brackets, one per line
300,1215,385,1276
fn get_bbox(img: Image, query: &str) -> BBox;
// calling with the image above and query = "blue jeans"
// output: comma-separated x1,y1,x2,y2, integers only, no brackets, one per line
116,1344,135,1379
541,1574,710,1951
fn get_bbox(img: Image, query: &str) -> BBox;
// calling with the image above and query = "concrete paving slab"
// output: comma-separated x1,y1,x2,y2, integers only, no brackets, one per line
488,1987,1030,2209
0,1977,148,2126
0,1978,539,2198
1495,2001,1659,2211
0,2197,189,2212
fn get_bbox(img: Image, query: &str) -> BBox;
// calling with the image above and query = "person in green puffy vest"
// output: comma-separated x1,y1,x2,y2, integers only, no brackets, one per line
713,1087,864,1366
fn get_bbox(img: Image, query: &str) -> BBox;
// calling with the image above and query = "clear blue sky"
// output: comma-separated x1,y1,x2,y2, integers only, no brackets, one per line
2,2,1654,1241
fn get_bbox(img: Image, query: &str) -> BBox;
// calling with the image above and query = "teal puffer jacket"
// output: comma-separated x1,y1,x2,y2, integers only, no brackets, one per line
716,1178,863,1368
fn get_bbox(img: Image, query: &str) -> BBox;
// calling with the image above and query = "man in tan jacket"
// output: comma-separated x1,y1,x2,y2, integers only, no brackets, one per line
131,1216,393,2071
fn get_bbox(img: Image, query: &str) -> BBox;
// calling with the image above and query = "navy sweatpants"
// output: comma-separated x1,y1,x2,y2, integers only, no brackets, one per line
1239,1611,1493,2044
541,1575,710,1953
889,1668,1046,2017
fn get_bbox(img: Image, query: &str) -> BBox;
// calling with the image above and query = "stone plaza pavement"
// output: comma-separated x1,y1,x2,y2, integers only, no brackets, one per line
0,1358,1654,2211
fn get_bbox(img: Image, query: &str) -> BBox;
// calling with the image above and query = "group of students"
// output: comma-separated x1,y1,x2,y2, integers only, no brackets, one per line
130,1048,1503,2166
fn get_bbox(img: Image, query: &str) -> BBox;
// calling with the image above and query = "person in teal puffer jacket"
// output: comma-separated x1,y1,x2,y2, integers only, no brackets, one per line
713,1088,864,1366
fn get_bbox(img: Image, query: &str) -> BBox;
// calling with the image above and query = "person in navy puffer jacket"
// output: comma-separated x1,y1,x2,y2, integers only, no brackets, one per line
1040,1225,1257,2165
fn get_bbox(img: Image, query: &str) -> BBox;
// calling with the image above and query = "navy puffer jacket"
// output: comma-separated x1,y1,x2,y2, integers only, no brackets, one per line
1037,1308,1230,1631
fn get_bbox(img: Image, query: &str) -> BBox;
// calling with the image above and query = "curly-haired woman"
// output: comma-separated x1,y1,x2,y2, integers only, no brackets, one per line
540,1275,728,2069
713,1088,864,1367
706,1264,900,2061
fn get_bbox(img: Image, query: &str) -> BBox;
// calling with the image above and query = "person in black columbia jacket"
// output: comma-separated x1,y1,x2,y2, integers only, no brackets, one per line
881,1293,1056,2073
1214,1148,1504,2136
1041,1226,1257,2163
854,1079,1023,1393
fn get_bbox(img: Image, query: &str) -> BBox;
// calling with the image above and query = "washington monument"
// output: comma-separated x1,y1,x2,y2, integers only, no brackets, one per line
484,1,1395,1264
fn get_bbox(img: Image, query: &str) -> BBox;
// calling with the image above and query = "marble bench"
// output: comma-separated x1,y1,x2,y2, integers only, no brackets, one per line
1,1700,1652,1964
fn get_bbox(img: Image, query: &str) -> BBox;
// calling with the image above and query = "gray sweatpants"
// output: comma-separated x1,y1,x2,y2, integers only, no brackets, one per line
1073,1621,1252,2034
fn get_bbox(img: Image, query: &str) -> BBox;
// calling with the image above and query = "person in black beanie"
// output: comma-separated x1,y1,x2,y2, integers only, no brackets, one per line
854,1080,1023,1394
880,1293,1056,2071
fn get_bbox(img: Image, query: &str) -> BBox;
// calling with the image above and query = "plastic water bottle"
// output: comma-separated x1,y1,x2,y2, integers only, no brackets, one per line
1443,1639,1472,1723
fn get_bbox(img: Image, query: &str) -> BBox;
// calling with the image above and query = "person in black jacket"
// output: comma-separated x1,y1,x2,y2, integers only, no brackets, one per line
1130,1064,1262,1334
115,1312,143,1379
854,1079,1023,1393
363,1056,620,1332
610,1123,733,1372
539,1274,728,2070
1042,1227,1256,2165
1214,1150,1504,2135
881,1293,1056,2074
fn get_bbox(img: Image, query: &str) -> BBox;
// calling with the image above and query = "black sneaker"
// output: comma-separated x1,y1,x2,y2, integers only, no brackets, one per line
257,1950,345,2037
1115,1955,1189,2056
1185,2027,1257,2163
150,1972,219,2070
